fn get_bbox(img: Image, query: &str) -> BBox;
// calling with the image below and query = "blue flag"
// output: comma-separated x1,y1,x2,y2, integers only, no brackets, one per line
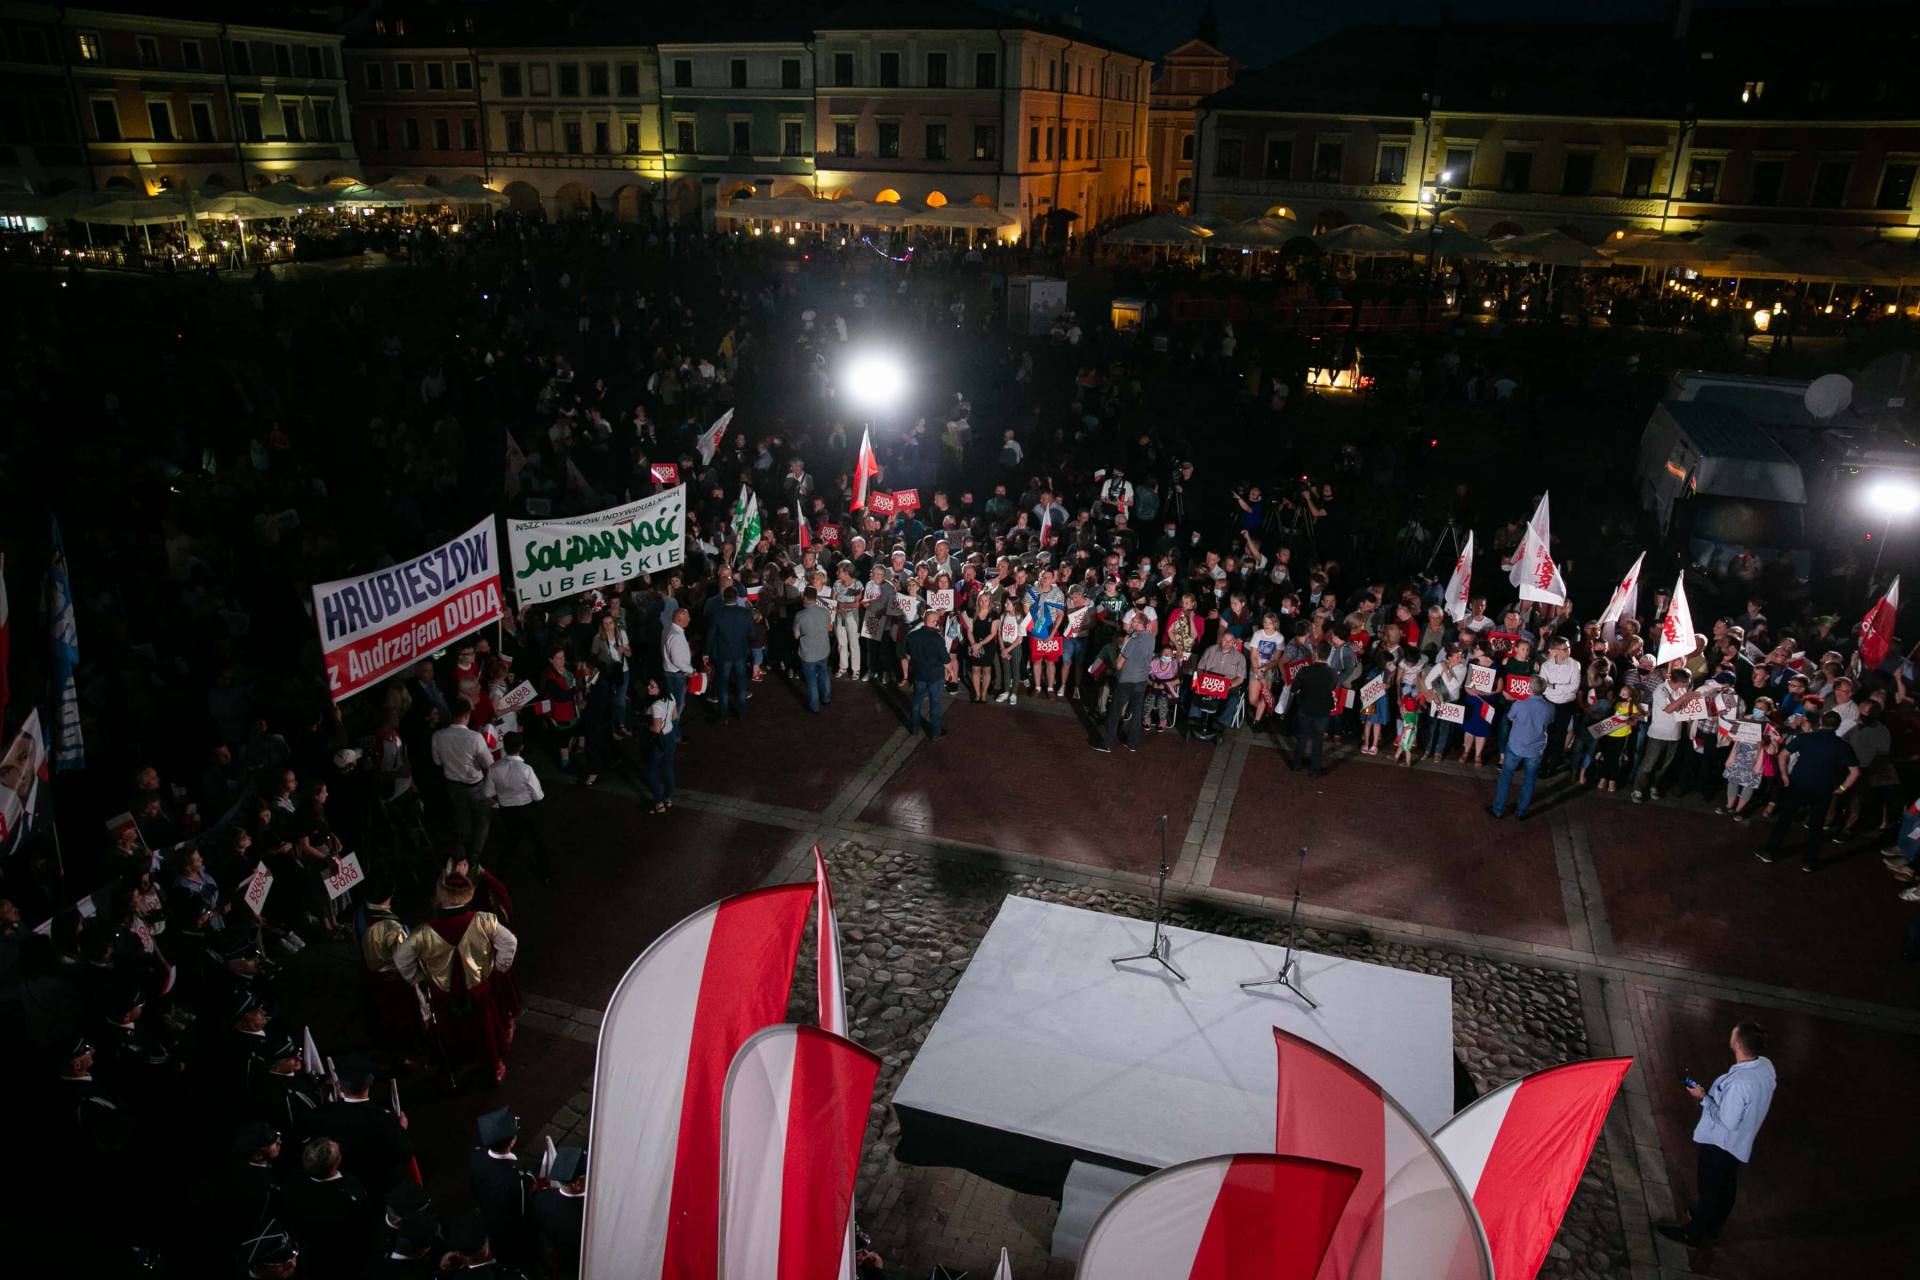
47,519,83,773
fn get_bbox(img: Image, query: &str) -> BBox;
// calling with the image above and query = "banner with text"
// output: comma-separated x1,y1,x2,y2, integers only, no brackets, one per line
313,517,504,702
508,486,686,604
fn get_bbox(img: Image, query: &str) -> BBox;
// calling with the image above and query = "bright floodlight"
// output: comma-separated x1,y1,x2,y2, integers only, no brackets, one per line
1866,477,1920,518
842,353,907,413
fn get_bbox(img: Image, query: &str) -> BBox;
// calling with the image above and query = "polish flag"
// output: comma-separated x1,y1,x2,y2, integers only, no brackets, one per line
813,845,857,1280
718,1025,880,1280
797,509,812,553
851,428,881,512
582,884,814,1280
1653,572,1697,668
1077,1154,1361,1280
699,409,735,466
1443,532,1475,623
1270,1028,1492,1280
1859,575,1900,669
1595,552,1644,629
1433,1059,1633,1280
1508,494,1567,606
1037,503,1053,550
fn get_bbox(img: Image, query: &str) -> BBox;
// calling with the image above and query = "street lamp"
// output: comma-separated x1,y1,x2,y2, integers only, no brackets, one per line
1424,170,1463,302
1865,476,1920,581
841,351,908,416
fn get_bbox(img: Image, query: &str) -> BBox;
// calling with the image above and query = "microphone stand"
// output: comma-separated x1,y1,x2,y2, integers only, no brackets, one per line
1241,846,1317,1008
1111,815,1184,982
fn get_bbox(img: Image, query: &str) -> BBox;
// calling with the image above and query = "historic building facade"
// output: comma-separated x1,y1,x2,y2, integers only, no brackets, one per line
1146,36,1235,211
655,25,814,225
343,9,486,185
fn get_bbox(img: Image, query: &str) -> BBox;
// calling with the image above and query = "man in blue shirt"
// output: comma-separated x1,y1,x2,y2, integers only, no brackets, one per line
1486,676,1553,820
1660,1020,1777,1249
1757,710,1861,870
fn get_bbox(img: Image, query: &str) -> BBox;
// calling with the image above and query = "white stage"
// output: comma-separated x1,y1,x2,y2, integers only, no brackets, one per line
892,896,1454,1203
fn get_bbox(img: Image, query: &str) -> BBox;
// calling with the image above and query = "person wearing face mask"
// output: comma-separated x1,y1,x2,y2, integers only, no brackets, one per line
1718,698,1776,819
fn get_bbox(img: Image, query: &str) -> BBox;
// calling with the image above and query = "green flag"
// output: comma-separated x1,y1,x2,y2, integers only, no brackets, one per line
732,484,761,557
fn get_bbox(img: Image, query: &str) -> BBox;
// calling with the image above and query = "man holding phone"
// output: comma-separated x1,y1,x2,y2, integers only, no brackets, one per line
1659,1020,1777,1250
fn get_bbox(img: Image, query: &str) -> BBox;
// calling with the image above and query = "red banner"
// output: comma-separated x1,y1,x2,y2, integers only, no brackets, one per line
650,463,680,484
867,491,898,517
1280,658,1307,685
1503,674,1532,700
818,523,842,547
1192,671,1232,698
1486,629,1525,658
893,488,921,512
1330,687,1351,714
1029,636,1064,661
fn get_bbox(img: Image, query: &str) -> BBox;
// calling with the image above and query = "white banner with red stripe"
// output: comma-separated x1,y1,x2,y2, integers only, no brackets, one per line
581,884,814,1280
1271,1028,1493,1280
311,517,503,702
1433,1058,1632,1280
1078,1153,1361,1280
718,1025,880,1280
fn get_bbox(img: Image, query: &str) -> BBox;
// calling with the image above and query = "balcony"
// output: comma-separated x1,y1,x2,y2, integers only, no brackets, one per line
1206,174,1667,220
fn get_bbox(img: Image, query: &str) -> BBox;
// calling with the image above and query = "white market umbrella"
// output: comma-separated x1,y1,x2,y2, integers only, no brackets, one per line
1313,221,1410,256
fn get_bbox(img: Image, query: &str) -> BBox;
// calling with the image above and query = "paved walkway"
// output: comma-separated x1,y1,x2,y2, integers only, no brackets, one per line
497,676,1916,1278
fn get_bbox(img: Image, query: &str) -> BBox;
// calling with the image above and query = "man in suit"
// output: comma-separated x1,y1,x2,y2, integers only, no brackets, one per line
530,1146,586,1279
1290,641,1338,777
704,586,755,721
469,1107,534,1266
303,1054,411,1194
281,1137,375,1278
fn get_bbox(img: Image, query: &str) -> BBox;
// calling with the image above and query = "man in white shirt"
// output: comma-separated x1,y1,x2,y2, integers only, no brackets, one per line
1661,1020,1777,1249
1633,668,1693,802
485,732,550,882
661,607,694,715
430,696,495,859
1537,637,1582,774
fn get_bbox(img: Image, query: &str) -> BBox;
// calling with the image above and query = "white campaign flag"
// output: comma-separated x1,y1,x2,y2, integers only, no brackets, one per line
1654,572,1698,667
1596,552,1644,628
699,409,734,466
1509,494,1567,605
1443,532,1475,623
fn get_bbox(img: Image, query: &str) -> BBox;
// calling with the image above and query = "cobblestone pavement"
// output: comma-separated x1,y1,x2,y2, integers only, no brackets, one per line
478,679,1918,1279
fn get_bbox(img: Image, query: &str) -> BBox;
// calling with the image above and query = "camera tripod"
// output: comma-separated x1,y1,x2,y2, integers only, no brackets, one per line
1241,847,1317,1008
1111,815,1184,982
1422,518,1465,577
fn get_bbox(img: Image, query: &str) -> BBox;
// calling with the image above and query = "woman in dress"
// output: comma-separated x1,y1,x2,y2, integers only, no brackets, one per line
1718,697,1776,818
966,593,997,703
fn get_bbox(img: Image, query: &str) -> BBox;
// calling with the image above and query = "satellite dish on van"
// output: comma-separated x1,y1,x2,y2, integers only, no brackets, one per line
1804,372,1853,420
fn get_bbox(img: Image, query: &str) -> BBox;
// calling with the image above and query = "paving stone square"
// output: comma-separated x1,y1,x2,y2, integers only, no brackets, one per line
1215,751,1575,949
675,677,905,811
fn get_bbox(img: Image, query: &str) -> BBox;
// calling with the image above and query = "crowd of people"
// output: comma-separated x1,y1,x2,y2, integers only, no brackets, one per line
2,196,1915,1279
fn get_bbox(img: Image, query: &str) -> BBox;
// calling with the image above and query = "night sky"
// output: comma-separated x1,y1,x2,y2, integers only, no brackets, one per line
999,0,1779,70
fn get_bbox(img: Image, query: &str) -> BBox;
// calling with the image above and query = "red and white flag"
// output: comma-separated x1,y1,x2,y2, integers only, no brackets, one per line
1037,503,1053,550
1077,1154,1361,1280
851,428,881,513
582,884,814,1280
1653,572,1697,668
1443,532,1475,623
813,845,857,1280
797,510,813,553
1508,494,1567,605
0,551,10,725
1433,1059,1631,1280
718,1025,880,1280
1859,575,1900,669
1595,552,1644,629
1271,1028,1492,1280
699,409,735,466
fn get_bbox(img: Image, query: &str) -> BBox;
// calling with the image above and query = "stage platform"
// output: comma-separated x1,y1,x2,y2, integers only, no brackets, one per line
892,895,1454,1199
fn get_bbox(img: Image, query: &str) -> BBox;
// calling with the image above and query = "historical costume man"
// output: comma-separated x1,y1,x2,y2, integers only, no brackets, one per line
394,872,518,1084
355,876,424,1065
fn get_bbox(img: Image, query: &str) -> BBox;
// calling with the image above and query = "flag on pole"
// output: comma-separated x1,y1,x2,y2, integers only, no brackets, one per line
850,428,881,513
1433,1058,1633,1280
717,1025,881,1280
813,846,855,1280
581,885,814,1280
46,520,83,772
733,485,762,555
1443,531,1476,623
0,551,10,727
1076,1154,1361,1280
0,710,47,856
302,1026,325,1077
1271,1027,1494,1280
1860,575,1901,669
1037,502,1053,550
1654,572,1698,667
1509,494,1568,605
541,1134,558,1182
1596,552,1645,628
698,409,734,466
797,509,812,553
